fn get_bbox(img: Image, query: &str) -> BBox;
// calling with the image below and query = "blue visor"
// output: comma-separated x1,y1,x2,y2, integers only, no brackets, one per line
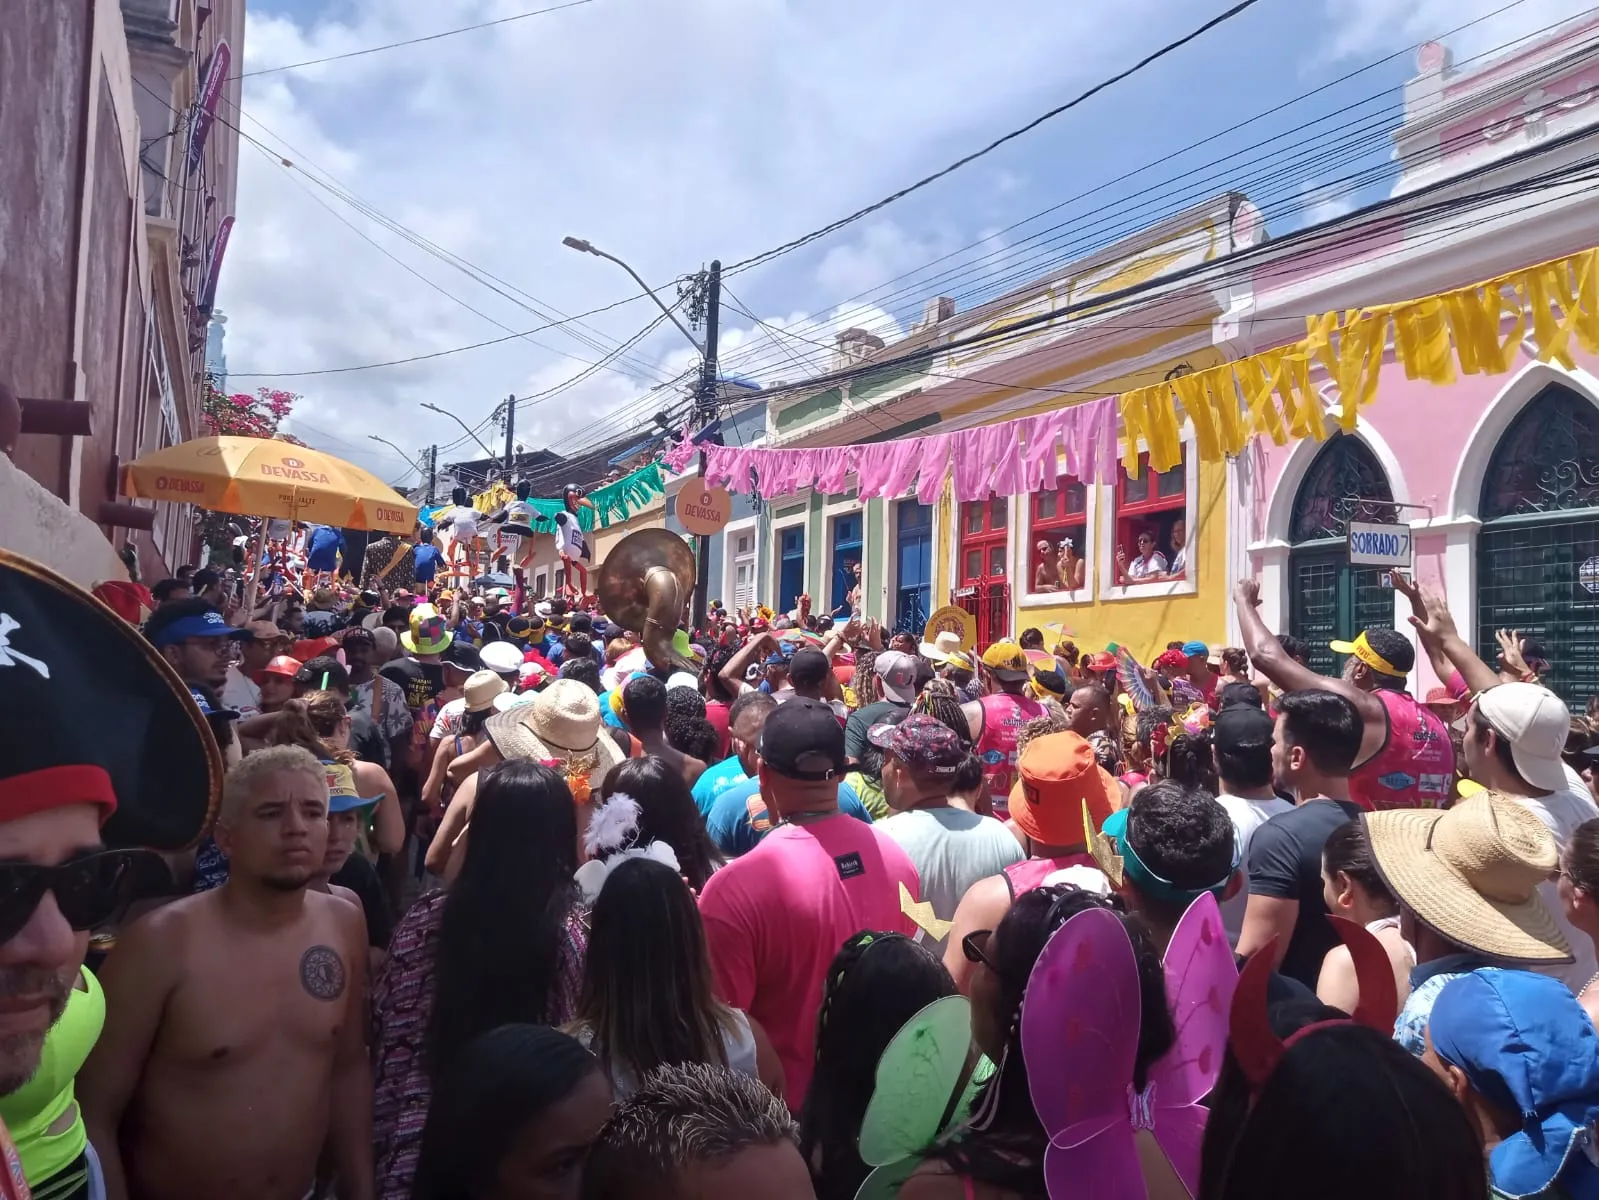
328,792,380,814
152,613,249,648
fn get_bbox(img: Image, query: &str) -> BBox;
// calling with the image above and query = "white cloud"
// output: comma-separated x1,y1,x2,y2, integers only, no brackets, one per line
1320,0,1595,65
219,0,1217,482
1300,180,1358,225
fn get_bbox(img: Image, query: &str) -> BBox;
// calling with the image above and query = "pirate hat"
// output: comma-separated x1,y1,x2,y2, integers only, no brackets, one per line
0,548,222,850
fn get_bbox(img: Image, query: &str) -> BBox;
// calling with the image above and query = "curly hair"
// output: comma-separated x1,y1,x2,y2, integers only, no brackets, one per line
665,713,721,765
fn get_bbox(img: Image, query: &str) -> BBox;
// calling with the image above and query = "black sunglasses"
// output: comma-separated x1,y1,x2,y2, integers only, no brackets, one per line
961,929,996,969
0,850,160,944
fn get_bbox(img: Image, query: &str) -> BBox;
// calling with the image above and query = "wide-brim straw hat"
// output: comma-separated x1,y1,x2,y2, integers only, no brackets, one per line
484,678,624,774
1365,791,1571,964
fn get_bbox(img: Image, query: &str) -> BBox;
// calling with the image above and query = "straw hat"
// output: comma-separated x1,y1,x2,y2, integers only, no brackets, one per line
1365,791,1571,964
484,678,624,774
463,670,509,714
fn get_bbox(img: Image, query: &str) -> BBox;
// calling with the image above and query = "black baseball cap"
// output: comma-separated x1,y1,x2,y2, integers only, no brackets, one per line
443,641,482,673
758,697,846,782
788,646,831,688
1213,705,1274,754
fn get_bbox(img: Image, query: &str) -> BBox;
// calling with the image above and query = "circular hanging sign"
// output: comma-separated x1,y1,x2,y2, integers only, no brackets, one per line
676,486,732,536
1579,555,1599,595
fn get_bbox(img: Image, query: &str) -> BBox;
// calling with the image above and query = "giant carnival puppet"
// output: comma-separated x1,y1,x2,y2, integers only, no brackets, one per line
431,487,484,582
545,484,595,601
487,479,539,589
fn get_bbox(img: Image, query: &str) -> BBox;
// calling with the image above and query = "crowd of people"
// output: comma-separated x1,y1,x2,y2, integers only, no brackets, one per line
4,533,1599,1200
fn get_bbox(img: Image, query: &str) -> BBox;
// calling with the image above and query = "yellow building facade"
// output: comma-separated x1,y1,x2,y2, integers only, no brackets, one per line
760,194,1265,661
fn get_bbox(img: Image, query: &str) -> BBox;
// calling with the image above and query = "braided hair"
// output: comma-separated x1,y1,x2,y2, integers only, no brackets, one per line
800,932,955,1200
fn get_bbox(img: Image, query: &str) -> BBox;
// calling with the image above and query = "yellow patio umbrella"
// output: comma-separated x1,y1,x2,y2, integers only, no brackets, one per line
122,436,418,533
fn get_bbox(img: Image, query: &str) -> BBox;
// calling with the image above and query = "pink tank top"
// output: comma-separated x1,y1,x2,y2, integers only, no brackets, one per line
1003,852,1100,899
1350,689,1455,812
976,694,1047,818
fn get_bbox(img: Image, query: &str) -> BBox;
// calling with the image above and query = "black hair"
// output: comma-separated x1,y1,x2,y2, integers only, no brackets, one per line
141,596,224,646
1277,690,1363,776
789,648,830,689
569,612,594,635
1215,726,1274,791
599,757,724,892
1125,781,1235,930
382,604,412,628
561,658,602,694
1217,681,1265,711
702,644,739,703
1198,1021,1486,1200
192,567,220,591
912,658,935,693
1322,819,1395,908
665,687,706,723
426,760,580,1081
801,933,957,1200
578,858,737,1088
412,1024,601,1200
1018,627,1045,650
665,715,719,765
564,633,596,663
1276,633,1309,665
623,675,667,731
295,655,349,696
728,689,777,729
1135,705,1176,750
1359,628,1415,689
1162,729,1218,792
150,578,189,604
932,887,1174,1196
173,564,195,581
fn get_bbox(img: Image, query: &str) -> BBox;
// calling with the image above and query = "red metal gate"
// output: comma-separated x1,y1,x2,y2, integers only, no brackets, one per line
954,580,1010,647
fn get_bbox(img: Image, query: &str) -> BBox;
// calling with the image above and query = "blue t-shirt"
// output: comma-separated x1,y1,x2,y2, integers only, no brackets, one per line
705,777,871,857
692,755,750,817
412,544,442,583
305,525,344,572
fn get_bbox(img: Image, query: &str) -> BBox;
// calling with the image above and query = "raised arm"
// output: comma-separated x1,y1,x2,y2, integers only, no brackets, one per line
719,632,775,696
1412,581,1499,698
1390,571,1456,687
1234,579,1379,720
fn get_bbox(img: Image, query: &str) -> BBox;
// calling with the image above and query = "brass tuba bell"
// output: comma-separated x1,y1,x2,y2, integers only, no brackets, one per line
594,528,698,674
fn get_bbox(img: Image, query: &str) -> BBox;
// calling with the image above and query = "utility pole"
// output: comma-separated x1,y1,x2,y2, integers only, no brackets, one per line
426,444,438,505
502,392,516,482
691,260,722,631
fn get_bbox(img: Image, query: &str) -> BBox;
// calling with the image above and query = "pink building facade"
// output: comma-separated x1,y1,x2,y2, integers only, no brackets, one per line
1232,17,1599,707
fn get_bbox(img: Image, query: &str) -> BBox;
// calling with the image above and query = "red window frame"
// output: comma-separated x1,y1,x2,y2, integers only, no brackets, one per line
1114,450,1187,581
1026,477,1088,594
957,497,1009,586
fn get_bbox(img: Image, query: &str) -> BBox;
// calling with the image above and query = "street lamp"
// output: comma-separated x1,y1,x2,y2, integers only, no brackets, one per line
420,402,500,463
367,435,425,474
561,236,703,353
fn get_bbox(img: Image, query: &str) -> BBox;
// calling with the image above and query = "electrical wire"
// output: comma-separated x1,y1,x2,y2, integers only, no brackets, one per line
724,0,1266,276
235,0,596,79
713,4,1586,380
703,145,1599,433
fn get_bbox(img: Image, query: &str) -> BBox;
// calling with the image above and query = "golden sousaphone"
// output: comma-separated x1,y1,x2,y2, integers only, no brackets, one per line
594,528,698,673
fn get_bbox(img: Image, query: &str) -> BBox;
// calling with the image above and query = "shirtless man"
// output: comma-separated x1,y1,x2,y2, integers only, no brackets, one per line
80,746,374,1200
622,674,706,786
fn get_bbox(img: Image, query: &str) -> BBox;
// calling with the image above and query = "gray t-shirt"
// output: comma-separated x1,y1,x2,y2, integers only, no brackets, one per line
877,807,1024,950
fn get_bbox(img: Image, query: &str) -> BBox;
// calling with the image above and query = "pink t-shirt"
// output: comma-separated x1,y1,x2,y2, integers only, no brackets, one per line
699,815,920,1109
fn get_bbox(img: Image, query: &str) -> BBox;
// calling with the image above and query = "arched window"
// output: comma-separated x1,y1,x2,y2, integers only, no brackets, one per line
1288,434,1397,678
1476,384,1599,705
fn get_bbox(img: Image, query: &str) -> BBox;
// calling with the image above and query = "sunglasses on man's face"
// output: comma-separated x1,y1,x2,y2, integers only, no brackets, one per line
0,850,158,945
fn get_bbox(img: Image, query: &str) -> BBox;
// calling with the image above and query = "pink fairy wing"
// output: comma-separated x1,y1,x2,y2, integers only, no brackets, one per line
1153,892,1237,1106
1149,893,1239,1197
1022,907,1145,1200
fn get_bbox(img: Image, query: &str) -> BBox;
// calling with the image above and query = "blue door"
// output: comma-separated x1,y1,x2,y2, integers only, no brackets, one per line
831,513,863,616
895,499,932,635
779,526,805,614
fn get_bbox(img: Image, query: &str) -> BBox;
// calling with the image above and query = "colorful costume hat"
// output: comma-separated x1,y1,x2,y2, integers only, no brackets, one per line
0,548,221,849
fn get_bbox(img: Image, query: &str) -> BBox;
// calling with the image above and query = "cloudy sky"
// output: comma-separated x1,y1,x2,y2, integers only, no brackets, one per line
216,0,1593,487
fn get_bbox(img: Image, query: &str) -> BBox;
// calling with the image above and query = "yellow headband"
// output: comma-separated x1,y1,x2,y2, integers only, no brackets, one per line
1329,631,1405,678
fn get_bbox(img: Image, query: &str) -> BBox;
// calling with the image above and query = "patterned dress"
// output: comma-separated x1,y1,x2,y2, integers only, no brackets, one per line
371,892,587,1200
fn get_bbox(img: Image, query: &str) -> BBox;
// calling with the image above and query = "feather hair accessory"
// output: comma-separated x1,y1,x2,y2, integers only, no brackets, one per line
583,792,642,858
